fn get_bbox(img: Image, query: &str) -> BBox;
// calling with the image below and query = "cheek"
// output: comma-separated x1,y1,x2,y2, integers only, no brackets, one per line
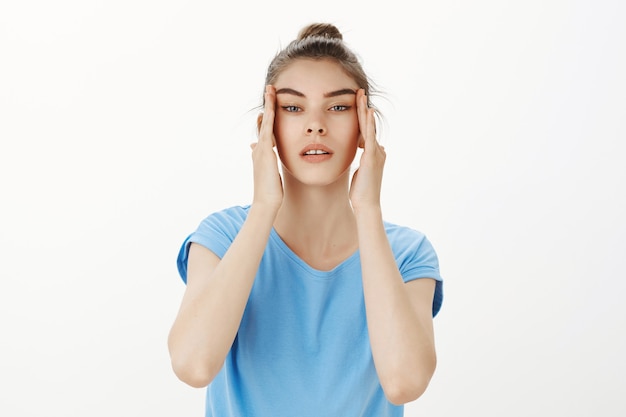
273,111,296,135
344,112,359,134
333,115,360,145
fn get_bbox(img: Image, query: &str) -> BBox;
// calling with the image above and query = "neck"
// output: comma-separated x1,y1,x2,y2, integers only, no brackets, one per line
273,172,358,267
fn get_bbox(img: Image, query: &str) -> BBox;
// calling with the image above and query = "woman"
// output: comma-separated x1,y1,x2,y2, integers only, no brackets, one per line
168,23,444,416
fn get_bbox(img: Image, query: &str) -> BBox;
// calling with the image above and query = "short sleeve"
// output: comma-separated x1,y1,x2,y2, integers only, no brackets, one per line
386,223,444,317
176,206,248,284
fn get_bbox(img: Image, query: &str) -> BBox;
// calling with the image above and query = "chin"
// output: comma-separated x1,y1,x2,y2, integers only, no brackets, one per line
282,161,353,186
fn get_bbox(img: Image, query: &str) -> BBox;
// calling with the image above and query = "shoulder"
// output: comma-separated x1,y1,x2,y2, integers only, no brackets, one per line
383,220,442,281
384,220,426,237
202,204,251,225
383,220,438,262
383,220,430,251
176,205,251,282
383,220,443,316
195,204,251,236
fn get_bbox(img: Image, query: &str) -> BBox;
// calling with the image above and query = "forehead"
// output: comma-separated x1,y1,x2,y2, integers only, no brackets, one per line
274,59,359,93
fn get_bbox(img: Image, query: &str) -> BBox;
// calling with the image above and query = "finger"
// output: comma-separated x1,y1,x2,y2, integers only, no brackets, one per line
364,106,378,149
259,85,276,145
357,90,379,151
356,89,368,144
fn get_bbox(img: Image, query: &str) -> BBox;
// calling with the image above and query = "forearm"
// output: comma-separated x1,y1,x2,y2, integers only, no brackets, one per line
168,203,277,386
355,206,436,404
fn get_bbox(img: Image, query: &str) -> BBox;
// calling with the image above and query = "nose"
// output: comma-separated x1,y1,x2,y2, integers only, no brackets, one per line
306,127,326,135
305,110,327,135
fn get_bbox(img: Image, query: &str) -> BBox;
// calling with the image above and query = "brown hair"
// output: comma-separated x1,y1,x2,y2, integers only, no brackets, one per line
263,23,380,111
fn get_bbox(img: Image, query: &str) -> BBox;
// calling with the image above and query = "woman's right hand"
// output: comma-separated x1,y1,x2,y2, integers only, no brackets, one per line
250,85,283,211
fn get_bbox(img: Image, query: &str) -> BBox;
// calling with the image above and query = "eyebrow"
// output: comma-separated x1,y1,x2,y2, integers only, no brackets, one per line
275,88,357,98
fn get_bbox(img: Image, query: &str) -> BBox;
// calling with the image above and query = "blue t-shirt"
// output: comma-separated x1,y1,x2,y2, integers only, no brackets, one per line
177,205,443,417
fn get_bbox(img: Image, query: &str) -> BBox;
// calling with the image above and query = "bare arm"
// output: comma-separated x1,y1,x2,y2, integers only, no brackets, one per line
351,89,437,404
167,205,277,387
168,86,282,388
356,207,437,405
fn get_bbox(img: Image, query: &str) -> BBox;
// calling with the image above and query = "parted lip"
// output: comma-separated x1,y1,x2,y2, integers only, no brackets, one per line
300,144,333,155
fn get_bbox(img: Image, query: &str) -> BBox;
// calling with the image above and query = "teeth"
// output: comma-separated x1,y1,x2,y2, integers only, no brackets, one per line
305,149,328,155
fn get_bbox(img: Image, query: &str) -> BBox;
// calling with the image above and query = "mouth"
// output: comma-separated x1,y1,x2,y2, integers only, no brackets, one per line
300,145,333,162
300,144,333,156
303,149,330,155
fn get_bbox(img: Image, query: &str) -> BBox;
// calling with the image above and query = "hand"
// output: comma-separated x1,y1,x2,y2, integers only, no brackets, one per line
250,85,283,211
349,89,386,212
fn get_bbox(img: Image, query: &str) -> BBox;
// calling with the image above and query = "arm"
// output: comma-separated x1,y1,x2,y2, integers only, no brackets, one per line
167,86,282,388
351,89,437,404
356,207,437,405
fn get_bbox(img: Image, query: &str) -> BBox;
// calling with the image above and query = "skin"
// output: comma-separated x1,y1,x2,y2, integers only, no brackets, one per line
168,58,438,405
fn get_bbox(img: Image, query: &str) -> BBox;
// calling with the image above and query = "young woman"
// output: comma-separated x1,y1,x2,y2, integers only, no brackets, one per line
168,23,444,417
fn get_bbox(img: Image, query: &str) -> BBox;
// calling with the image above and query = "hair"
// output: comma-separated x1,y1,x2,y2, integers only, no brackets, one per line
263,23,381,113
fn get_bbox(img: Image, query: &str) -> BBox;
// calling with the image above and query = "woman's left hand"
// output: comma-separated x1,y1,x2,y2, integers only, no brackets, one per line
350,89,386,212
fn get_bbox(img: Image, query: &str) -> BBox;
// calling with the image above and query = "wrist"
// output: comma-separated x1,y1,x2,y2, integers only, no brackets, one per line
353,204,383,221
249,201,281,221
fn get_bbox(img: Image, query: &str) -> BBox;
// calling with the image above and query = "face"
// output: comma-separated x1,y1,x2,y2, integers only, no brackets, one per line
271,59,361,187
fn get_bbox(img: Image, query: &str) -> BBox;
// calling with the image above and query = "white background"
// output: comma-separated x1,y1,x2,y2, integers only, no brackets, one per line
1,1,625,416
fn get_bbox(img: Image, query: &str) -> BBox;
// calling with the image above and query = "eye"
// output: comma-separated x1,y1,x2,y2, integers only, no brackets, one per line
329,105,351,111
281,105,301,112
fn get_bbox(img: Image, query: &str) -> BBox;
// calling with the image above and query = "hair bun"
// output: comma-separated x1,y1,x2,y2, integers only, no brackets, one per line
296,23,343,41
